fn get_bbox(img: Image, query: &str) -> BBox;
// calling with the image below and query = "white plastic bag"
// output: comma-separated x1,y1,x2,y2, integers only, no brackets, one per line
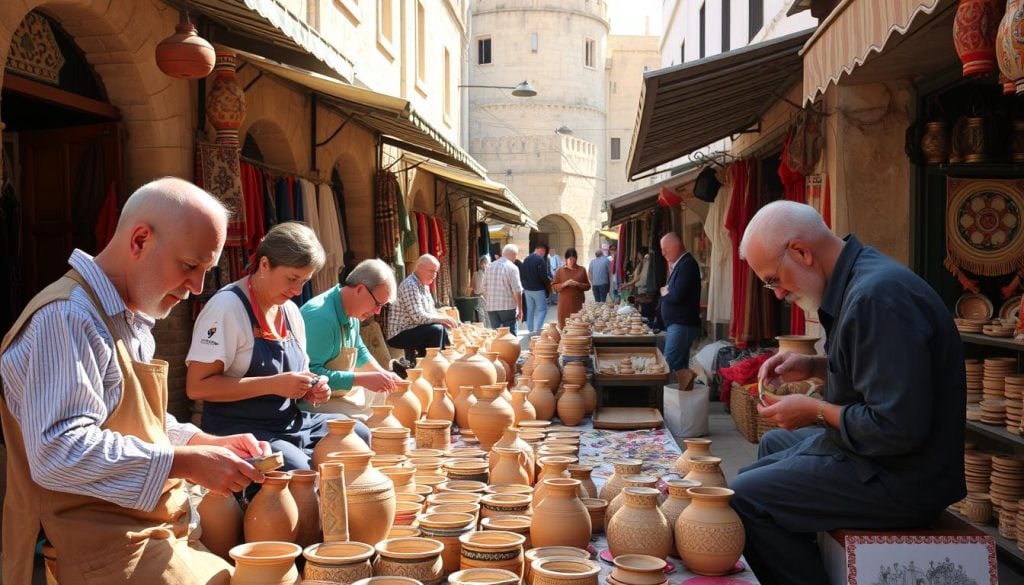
663,383,710,438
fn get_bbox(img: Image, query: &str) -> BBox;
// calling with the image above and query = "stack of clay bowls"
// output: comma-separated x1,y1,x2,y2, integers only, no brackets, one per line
989,455,1024,513
980,399,1007,426
984,358,1017,400
965,451,993,497
965,359,983,404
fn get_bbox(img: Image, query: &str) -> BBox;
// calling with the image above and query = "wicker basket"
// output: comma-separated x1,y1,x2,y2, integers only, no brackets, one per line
730,382,780,443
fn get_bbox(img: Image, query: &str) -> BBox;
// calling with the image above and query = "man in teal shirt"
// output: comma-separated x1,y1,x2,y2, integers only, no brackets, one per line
301,259,402,421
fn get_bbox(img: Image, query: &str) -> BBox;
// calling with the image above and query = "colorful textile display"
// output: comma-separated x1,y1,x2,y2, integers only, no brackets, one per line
195,141,246,247
375,170,401,267
945,177,1024,278
779,135,807,336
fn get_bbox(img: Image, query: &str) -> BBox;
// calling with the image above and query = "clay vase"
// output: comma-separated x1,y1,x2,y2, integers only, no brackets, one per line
568,465,597,499
459,530,527,577
545,322,561,344
609,554,669,585
683,456,727,488
387,381,422,430
524,547,591,585
229,542,301,585
408,368,434,415
920,121,949,165
427,388,456,423
446,346,498,397
197,490,243,560
415,419,453,451
319,462,350,542
314,418,371,468
330,451,396,545
556,385,586,426
521,352,536,379
530,478,592,549
673,438,714,475
581,498,607,535
998,0,1024,92
675,487,745,576
453,386,478,431
244,471,299,543
367,405,404,429
605,475,658,532
532,354,562,390
206,51,247,146
468,384,515,450
421,348,451,388
379,465,417,495
534,456,574,505
492,428,536,485
490,447,531,486
527,379,557,421
660,479,702,553
608,487,673,560
289,470,322,548
303,541,375,584
373,538,445,585
954,0,1003,77
510,390,538,426
579,382,597,415
371,427,411,456
485,352,508,385
490,327,521,376
599,458,644,501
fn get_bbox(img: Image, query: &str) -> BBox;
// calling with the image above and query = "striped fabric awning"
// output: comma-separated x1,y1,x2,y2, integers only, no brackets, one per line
801,0,942,103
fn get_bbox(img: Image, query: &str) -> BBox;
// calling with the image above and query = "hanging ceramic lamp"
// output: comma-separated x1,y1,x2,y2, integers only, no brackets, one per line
953,0,1003,77
155,11,215,79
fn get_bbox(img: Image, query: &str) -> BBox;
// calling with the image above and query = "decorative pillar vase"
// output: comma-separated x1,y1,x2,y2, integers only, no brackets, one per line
675,487,745,576
418,512,478,576
599,458,644,501
319,462,349,542
303,542,375,584
330,451,396,545
530,478,592,549
427,388,456,423
605,475,659,532
997,0,1024,92
244,471,299,543
289,470,321,548
445,346,498,397
314,418,371,467
453,386,478,431
373,538,445,585
568,465,597,498
421,348,451,388
683,456,727,488
920,121,949,165
607,487,673,560
371,427,411,456
555,384,586,426
197,490,243,560
459,530,527,577
954,0,1003,77
527,379,557,421
408,368,434,414
673,438,714,475
468,384,515,450
206,51,247,146
661,479,702,553
229,542,302,585
530,558,600,585
387,380,422,429
367,405,404,429
415,419,452,451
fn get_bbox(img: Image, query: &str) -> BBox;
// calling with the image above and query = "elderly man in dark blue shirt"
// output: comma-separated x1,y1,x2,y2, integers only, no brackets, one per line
731,201,966,585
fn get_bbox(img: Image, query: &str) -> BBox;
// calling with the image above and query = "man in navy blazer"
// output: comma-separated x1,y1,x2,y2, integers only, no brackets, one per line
659,232,702,372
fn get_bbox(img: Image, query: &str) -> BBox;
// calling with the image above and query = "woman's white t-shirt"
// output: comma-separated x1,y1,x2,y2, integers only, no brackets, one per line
186,280,310,377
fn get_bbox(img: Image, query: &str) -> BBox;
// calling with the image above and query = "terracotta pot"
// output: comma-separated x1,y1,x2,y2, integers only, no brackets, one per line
373,538,445,585
409,448,446,458
230,541,301,585
427,388,456,423
197,490,243,560
329,451,396,545
352,578,424,585
965,493,993,523
449,447,488,459
409,457,445,477
408,368,434,414
920,121,949,165
427,502,482,520
468,384,515,450
530,558,600,585
489,448,532,487
417,475,449,493
579,383,597,415
660,479,701,552
556,385,586,426
459,530,526,577
206,51,246,146
492,428,536,484
371,427,411,456
480,493,533,520
534,456,574,506
605,475,658,532
511,389,538,425
521,353,536,379
418,512,478,576
367,405,404,429
371,454,408,468
523,548,589,585
607,487,673,560
484,351,508,385
437,479,489,494
683,456,726,488
303,542,375,584
389,525,423,538
599,458,644,502
314,418,371,467
387,381,423,430
527,379,557,421
415,419,452,451
480,515,532,549
428,492,484,506
954,0,1004,77
490,327,522,378
581,498,607,534
454,386,479,431
244,471,299,543
379,465,417,494
421,348,451,388
775,335,818,355
609,554,668,585
561,361,587,385
444,459,490,483
532,355,562,390
288,470,321,548
568,465,596,498
530,478,592,549
449,568,521,585
673,439,713,475
485,483,533,496
675,487,745,576
397,492,426,510
318,462,349,542
155,14,216,79
446,346,498,399
545,323,562,344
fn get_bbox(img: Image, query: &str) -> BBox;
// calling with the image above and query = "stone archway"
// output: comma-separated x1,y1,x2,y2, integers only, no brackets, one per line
533,213,581,259
242,119,299,171
331,151,374,260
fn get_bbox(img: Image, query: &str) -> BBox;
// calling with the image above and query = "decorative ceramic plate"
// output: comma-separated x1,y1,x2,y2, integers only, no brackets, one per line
956,293,994,320
1000,295,1022,322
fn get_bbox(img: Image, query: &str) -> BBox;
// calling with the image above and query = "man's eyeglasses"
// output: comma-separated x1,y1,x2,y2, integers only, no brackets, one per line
365,285,386,308
762,242,790,291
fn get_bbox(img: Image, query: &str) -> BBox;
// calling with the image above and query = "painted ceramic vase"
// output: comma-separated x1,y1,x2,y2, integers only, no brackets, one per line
468,384,514,450
206,51,246,145
675,487,745,576
244,471,298,543
529,478,592,549
607,487,673,560
313,418,370,467
954,0,1004,77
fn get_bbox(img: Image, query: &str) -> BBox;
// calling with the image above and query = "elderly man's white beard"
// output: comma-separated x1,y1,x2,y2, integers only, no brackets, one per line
785,267,823,314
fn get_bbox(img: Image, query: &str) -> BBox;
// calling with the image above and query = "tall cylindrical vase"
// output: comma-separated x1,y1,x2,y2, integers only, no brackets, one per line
319,462,350,542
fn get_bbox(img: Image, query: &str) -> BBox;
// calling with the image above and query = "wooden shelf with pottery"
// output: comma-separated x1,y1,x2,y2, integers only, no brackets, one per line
961,332,1024,353
945,509,1024,568
966,420,1024,449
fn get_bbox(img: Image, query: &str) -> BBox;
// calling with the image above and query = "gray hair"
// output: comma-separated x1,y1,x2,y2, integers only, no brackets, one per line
502,243,519,257
255,222,326,271
415,254,440,269
479,255,491,268
739,200,831,260
345,258,398,302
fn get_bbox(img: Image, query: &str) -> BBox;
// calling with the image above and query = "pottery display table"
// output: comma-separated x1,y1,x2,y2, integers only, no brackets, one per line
591,331,665,347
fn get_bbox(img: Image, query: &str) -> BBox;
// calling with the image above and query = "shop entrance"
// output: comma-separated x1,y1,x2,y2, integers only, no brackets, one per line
531,213,576,257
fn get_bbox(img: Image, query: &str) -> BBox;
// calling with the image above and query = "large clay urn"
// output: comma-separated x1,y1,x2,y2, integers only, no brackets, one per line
607,487,673,560
530,478,592,549
533,456,575,507
510,390,537,425
605,475,658,532
527,379,557,421
599,458,644,501
675,487,745,576
453,386,478,431
660,479,701,552
387,380,422,429
683,456,727,488
229,542,302,585
490,447,531,486
954,0,1004,77
427,388,456,423
673,438,714,475
244,471,299,543
367,405,404,429
319,462,350,542
556,385,586,426
206,51,247,146
289,470,321,548
408,368,434,414
197,490,243,560
490,327,521,376
532,354,562,390
469,384,515,450
314,418,370,467
446,346,498,396
329,451,396,546
421,348,451,388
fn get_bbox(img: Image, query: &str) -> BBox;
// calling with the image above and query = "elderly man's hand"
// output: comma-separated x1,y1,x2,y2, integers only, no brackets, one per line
357,371,398,393
171,445,265,496
756,394,820,431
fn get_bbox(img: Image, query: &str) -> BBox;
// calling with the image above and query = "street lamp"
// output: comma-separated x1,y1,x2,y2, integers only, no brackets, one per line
458,80,537,97
555,125,573,135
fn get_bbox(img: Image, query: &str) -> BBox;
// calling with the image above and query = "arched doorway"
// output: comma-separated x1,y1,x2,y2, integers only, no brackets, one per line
532,214,576,257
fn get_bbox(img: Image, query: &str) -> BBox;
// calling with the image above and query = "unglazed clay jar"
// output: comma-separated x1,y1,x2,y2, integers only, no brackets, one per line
371,427,411,456
607,487,673,560
427,388,456,423
372,538,445,585
244,471,299,543
328,451,396,546
529,478,591,549
421,347,450,388
289,470,321,548
568,465,596,498
530,558,600,585
479,493,532,520
303,542,375,584
387,381,422,430
313,418,371,467
367,405,404,429
445,346,498,397
453,386,479,431
448,568,521,585
458,530,527,577
197,490,243,560
599,458,643,501
605,475,659,532
489,327,521,381
490,447,531,486
675,487,745,576
511,390,538,426
480,514,533,549
660,479,701,552
580,498,607,534
415,419,453,451
682,456,727,488
230,541,302,585
527,379,557,422
673,438,713,475
468,384,514,450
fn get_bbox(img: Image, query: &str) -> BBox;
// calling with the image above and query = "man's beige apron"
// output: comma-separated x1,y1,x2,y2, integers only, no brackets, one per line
315,294,383,421
0,270,230,584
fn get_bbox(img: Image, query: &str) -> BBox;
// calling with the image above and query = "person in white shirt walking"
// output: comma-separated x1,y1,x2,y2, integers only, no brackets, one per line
482,244,524,335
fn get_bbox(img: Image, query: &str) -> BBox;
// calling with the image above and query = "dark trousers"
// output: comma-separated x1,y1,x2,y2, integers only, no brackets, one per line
592,284,609,302
387,323,450,362
488,310,518,336
730,428,938,585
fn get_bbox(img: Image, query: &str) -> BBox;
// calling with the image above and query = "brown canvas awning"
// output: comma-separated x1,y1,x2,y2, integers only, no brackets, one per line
607,166,702,227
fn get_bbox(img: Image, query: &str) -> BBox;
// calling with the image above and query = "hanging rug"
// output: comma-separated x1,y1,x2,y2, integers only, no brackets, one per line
945,177,1024,277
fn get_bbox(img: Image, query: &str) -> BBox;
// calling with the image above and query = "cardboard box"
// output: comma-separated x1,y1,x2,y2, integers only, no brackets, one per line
819,528,997,585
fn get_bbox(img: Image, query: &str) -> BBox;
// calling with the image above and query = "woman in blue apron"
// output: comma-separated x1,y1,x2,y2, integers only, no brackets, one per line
185,222,369,471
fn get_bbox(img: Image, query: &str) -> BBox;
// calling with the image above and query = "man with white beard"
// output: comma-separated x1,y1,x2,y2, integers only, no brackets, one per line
729,201,966,585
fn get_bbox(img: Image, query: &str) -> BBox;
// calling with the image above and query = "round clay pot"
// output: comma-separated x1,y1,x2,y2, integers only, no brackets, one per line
675,487,745,576
459,530,526,577
581,498,607,534
373,538,445,585
379,465,417,495
530,478,591,549
313,418,371,467
396,492,426,511
288,470,321,548
197,490,242,560
303,541,375,584
683,456,726,488
599,458,644,502
511,390,538,426
408,457,445,477
607,487,673,560
523,547,590,585
579,382,597,415
421,348,451,387
449,567,521,585
415,419,453,451
393,500,423,525
530,557,600,585
673,438,713,474
556,385,586,426
469,385,515,450
437,479,489,495
453,386,479,431
490,447,531,486
480,493,532,520
367,405,404,429
389,525,422,538
531,357,562,397
387,381,423,430
244,471,299,543
444,459,490,484
407,368,434,414
775,334,818,355
660,479,701,552
427,388,456,423
568,465,596,498
230,541,302,585
609,554,669,585
352,578,424,585
371,427,411,456
480,514,533,549
418,512,478,576
534,457,574,507
605,475,658,532
490,327,522,379
328,451,396,546
446,346,498,399
484,351,508,385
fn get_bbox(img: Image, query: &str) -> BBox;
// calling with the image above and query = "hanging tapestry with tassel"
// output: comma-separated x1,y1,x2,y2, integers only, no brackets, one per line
945,177,1024,294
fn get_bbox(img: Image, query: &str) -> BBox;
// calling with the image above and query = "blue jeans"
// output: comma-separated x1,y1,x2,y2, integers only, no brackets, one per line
664,323,700,372
488,309,518,336
524,289,548,335
592,284,609,303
